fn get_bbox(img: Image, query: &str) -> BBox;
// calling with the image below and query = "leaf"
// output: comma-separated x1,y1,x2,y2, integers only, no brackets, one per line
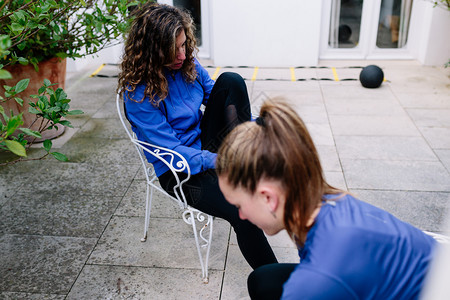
11,23,24,33
18,57,29,65
43,139,52,152
14,79,30,94
0,69,12,79
6,115,23,137
14,97,24,106
67,110,84,115
59,120,72,128
19,128,42,138
51,152,68,162
28,107,41,114
0,35,12,49
4,140,27,157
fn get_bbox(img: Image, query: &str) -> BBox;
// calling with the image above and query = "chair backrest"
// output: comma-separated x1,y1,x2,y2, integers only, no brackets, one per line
116,93,191,208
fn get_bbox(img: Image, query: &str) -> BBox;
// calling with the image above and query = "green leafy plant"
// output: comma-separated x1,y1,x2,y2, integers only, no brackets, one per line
0,0,149,165
0,0,146,70
1,77,83,165
431,0,450,10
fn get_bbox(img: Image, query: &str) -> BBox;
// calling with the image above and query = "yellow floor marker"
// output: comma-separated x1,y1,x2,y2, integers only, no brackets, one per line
90,63,106,77
331,67,339,81
290,67,296,82
251,67,259,81
211,67,221,80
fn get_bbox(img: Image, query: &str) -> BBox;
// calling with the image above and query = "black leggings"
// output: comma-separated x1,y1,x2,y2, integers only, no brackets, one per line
247,263,298,299
159,72,278,269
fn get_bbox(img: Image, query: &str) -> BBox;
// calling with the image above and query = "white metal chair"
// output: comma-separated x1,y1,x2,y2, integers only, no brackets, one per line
116,94,213,283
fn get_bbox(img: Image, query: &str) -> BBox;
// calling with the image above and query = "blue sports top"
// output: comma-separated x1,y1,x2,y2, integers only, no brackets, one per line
124,59,216,177
282,194,436,300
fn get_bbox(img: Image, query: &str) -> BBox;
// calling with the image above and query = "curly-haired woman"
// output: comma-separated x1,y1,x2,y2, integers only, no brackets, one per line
117,3,277,269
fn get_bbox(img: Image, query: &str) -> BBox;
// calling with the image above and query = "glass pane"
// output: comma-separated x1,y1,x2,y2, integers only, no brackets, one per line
328,0,363,49
173,0,202,46
377,0,412,48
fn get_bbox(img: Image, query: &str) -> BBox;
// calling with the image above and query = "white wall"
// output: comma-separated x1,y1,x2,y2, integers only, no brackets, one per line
415,1,450,66
67,43,124,73
67,0,447,71
210,0,323,67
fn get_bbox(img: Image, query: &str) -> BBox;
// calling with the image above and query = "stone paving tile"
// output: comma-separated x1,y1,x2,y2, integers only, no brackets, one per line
324,96,405,116
253,80,320,92
435,149,450,173
88,216,230,271
92,96,122,119
0,292,65,299
292,68,318,81
257,68,293,81
316,145,342,172
394,92,450,109
220,244,253,300
0,190,120,238
329,115,421,136
0,234,95,294
305,123,335,146
23,162,139,197
294,104,329,124
266,230,297,249
67,265,223,299
388,69,449,94
252,89,324,106
59,137,139,165
419,127,450,149
320,84,395,100
406,108,450,128
351,190,450,232
341,159,450,192
334,136,438,161
0,160,49,202
75,117,128,139
324,171,348,191
115,179,181,218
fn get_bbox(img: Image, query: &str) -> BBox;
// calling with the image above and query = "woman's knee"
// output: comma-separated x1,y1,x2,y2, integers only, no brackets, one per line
248,264,281,299
216,72,245,86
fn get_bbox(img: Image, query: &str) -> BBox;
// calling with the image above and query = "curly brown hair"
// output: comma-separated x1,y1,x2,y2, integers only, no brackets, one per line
117,3,198,106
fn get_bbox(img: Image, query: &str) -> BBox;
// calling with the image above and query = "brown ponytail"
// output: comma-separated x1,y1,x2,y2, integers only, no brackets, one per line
216,98,342,245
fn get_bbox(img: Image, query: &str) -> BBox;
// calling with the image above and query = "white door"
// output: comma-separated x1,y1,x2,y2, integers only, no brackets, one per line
320,0,414,60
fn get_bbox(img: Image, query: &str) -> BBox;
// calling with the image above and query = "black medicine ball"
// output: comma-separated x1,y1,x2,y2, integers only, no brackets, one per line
359,65,384,88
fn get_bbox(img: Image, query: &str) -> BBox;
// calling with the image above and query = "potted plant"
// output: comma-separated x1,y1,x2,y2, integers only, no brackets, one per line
0,0,148,165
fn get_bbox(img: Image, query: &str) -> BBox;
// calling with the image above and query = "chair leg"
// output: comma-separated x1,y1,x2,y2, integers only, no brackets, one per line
141,184,153,242
183,209,214,283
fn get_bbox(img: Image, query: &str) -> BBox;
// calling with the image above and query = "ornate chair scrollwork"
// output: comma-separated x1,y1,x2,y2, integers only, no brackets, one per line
116,94,213,283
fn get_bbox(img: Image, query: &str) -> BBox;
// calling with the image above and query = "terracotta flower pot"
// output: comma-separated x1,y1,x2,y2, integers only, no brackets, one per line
0,58,67,141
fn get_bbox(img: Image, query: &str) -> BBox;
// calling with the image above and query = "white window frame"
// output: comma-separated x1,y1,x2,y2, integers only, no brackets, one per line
319,0,415,60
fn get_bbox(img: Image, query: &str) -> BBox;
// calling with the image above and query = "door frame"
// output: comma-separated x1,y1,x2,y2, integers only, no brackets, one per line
319,0,415,60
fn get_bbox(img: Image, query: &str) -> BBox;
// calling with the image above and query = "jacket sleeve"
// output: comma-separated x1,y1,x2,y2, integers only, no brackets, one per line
124,91,217,175
195,60,215,104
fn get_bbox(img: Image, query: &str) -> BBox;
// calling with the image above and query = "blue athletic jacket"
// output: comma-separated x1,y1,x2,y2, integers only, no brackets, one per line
124,59,216,177
282,194,436,299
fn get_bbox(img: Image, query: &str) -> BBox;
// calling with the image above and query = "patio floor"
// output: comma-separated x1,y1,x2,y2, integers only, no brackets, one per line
1,59,449,299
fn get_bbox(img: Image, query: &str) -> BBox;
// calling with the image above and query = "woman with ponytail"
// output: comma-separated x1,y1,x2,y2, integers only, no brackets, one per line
117,3,277,270
216,99,436,299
